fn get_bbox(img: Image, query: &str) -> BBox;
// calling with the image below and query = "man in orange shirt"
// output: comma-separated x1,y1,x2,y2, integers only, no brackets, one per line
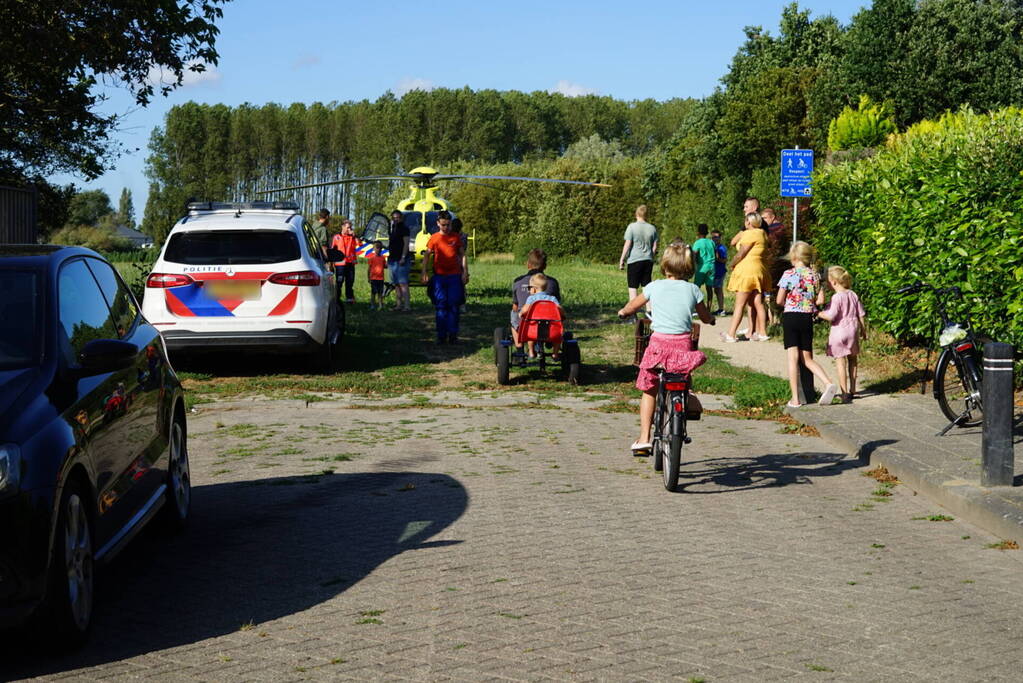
330,218,361,304
366,240,387,310
421,210,469,344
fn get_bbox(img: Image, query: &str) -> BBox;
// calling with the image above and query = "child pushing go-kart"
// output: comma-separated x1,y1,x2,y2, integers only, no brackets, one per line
617,242,716,453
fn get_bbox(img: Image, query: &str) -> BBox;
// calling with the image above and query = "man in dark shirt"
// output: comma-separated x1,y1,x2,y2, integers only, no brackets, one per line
510,248,561,348
387,210,411,311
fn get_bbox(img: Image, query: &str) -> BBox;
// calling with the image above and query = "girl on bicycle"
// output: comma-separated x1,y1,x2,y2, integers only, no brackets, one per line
618,243,716,452
775,241,838,407
817,266,867,403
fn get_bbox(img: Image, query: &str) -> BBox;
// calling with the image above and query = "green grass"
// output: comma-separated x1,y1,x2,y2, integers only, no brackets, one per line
170,260,794,415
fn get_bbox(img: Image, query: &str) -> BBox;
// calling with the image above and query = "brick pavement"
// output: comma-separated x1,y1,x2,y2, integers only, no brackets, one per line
794,392,1023,545
7,395,1022,681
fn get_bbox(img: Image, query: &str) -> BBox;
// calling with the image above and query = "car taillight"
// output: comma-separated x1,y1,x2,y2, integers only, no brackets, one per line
955,342,974,353
146,273,194,288
663,381,689,392
268,271,320,286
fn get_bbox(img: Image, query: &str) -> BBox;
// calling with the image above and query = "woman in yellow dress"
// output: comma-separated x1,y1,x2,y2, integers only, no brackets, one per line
722,212,770,342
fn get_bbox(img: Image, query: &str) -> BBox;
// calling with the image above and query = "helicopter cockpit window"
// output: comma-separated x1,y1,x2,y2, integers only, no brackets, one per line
424,212,439,235
403,212,423,240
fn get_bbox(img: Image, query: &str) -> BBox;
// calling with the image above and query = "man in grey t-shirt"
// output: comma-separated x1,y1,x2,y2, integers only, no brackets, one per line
618,204,658,303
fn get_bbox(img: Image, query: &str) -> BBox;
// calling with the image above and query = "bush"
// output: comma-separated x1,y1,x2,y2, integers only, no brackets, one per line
49,225,132,252
827,95,896,151
814,107,1023,347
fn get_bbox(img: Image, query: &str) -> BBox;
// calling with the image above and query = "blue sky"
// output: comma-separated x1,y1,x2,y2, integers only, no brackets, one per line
52,0,869,216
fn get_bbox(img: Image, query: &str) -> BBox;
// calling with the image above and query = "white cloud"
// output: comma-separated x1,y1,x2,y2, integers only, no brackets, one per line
395,77,435,96
548,80,599,97
291,54,321,70
146,60,222,88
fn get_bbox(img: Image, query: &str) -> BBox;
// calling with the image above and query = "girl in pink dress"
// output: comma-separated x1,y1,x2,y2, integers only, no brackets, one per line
818,266,867,403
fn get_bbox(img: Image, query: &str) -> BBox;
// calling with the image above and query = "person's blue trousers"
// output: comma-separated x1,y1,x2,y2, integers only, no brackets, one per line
432,273,464,341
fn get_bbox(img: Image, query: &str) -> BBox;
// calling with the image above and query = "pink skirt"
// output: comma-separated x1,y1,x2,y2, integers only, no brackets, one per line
635,332,707,392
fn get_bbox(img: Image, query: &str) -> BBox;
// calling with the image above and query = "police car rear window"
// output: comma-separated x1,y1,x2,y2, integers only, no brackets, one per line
164,230,301,265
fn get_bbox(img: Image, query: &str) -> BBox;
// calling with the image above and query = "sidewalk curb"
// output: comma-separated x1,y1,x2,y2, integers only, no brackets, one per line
807,416,1023,545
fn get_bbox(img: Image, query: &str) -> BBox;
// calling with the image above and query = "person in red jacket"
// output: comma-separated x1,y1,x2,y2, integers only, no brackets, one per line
330,218,361,304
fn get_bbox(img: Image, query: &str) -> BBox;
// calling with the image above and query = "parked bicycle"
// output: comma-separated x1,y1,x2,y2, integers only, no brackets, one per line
897,281,984,434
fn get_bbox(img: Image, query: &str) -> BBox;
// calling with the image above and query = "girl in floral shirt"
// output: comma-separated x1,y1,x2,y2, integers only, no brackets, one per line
775,241,837,407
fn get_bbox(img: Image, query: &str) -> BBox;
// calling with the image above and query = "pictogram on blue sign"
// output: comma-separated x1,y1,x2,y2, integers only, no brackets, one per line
780,149,814,197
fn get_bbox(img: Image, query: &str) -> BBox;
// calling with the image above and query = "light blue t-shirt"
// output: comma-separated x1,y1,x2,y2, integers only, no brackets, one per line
644,279,703,334
524,291,560,308
624,221,658,264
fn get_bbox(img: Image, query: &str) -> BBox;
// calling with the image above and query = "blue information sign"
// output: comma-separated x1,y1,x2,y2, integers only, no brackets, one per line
780,149,814,197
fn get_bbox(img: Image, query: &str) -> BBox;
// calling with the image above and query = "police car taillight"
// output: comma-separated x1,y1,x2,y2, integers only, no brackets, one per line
268,271,321,286
146,273,194,288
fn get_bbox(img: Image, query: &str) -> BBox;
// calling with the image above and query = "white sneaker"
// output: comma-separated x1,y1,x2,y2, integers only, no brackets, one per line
819,383,838,405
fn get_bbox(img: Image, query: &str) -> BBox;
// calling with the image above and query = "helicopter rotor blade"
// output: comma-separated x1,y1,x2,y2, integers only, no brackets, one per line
439,178,507,191
435,174,611,188
257,175,414,195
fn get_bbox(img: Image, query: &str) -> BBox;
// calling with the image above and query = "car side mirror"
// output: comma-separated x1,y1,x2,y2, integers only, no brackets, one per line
325,247,344,262
76,339,137,376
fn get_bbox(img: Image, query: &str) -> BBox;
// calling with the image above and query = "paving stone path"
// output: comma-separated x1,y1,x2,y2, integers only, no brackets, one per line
8,395,1022,681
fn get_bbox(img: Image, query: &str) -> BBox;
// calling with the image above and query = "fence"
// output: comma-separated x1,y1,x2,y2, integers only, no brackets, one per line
0,184,38,244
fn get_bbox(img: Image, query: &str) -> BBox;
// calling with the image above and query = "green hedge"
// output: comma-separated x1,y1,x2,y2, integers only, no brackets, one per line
813,108,1023,348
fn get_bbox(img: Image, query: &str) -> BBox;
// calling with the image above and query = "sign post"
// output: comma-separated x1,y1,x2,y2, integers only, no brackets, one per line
780,148,814,243
780,148,816,403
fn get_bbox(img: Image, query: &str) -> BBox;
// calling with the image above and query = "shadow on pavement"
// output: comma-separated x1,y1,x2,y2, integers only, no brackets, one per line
4,470,467,677
675,450,861,494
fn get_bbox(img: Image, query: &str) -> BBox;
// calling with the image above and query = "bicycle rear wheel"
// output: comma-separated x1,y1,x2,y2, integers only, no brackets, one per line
661,402,683,491
934,348,983,428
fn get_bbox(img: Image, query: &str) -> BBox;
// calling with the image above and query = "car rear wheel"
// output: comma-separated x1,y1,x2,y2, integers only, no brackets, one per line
160,410,190,530
309,306,342,374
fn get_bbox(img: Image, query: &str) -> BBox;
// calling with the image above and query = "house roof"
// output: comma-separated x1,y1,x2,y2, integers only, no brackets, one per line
112,224,153,243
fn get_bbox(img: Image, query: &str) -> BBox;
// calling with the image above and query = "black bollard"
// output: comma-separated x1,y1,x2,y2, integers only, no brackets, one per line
981,342,1015,487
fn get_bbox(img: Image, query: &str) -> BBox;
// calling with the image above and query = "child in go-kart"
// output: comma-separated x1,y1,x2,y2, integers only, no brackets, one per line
519,273,564,359
510,248,561,352
617,242,716,452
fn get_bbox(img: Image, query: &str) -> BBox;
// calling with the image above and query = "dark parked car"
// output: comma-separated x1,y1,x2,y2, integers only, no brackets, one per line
0,246,189,644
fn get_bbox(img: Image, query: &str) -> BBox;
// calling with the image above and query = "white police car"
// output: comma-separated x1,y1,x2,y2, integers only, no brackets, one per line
141,201,343,370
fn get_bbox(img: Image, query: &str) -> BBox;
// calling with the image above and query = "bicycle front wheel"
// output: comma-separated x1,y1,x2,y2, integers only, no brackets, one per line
934,348,983,428
661,407,683,492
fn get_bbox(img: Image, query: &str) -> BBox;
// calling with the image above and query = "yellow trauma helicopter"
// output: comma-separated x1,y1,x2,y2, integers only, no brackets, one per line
260,166,609,278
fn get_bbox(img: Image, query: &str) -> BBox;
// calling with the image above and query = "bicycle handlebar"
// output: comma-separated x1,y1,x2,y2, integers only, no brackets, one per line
897,282,924,295
897,282,963,298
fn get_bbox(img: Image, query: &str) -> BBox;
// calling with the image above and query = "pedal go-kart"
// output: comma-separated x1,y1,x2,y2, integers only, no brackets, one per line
494,300,581,385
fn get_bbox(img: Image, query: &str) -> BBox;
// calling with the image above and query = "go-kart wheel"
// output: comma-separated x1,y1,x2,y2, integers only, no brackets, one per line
496,343,511,385
493,327,506,366
567,361,581,385
563,343,581,384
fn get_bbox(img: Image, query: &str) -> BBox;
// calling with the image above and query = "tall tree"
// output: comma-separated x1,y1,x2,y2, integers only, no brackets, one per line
67,190,114,227
118,188,136,229
0,0,230,180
